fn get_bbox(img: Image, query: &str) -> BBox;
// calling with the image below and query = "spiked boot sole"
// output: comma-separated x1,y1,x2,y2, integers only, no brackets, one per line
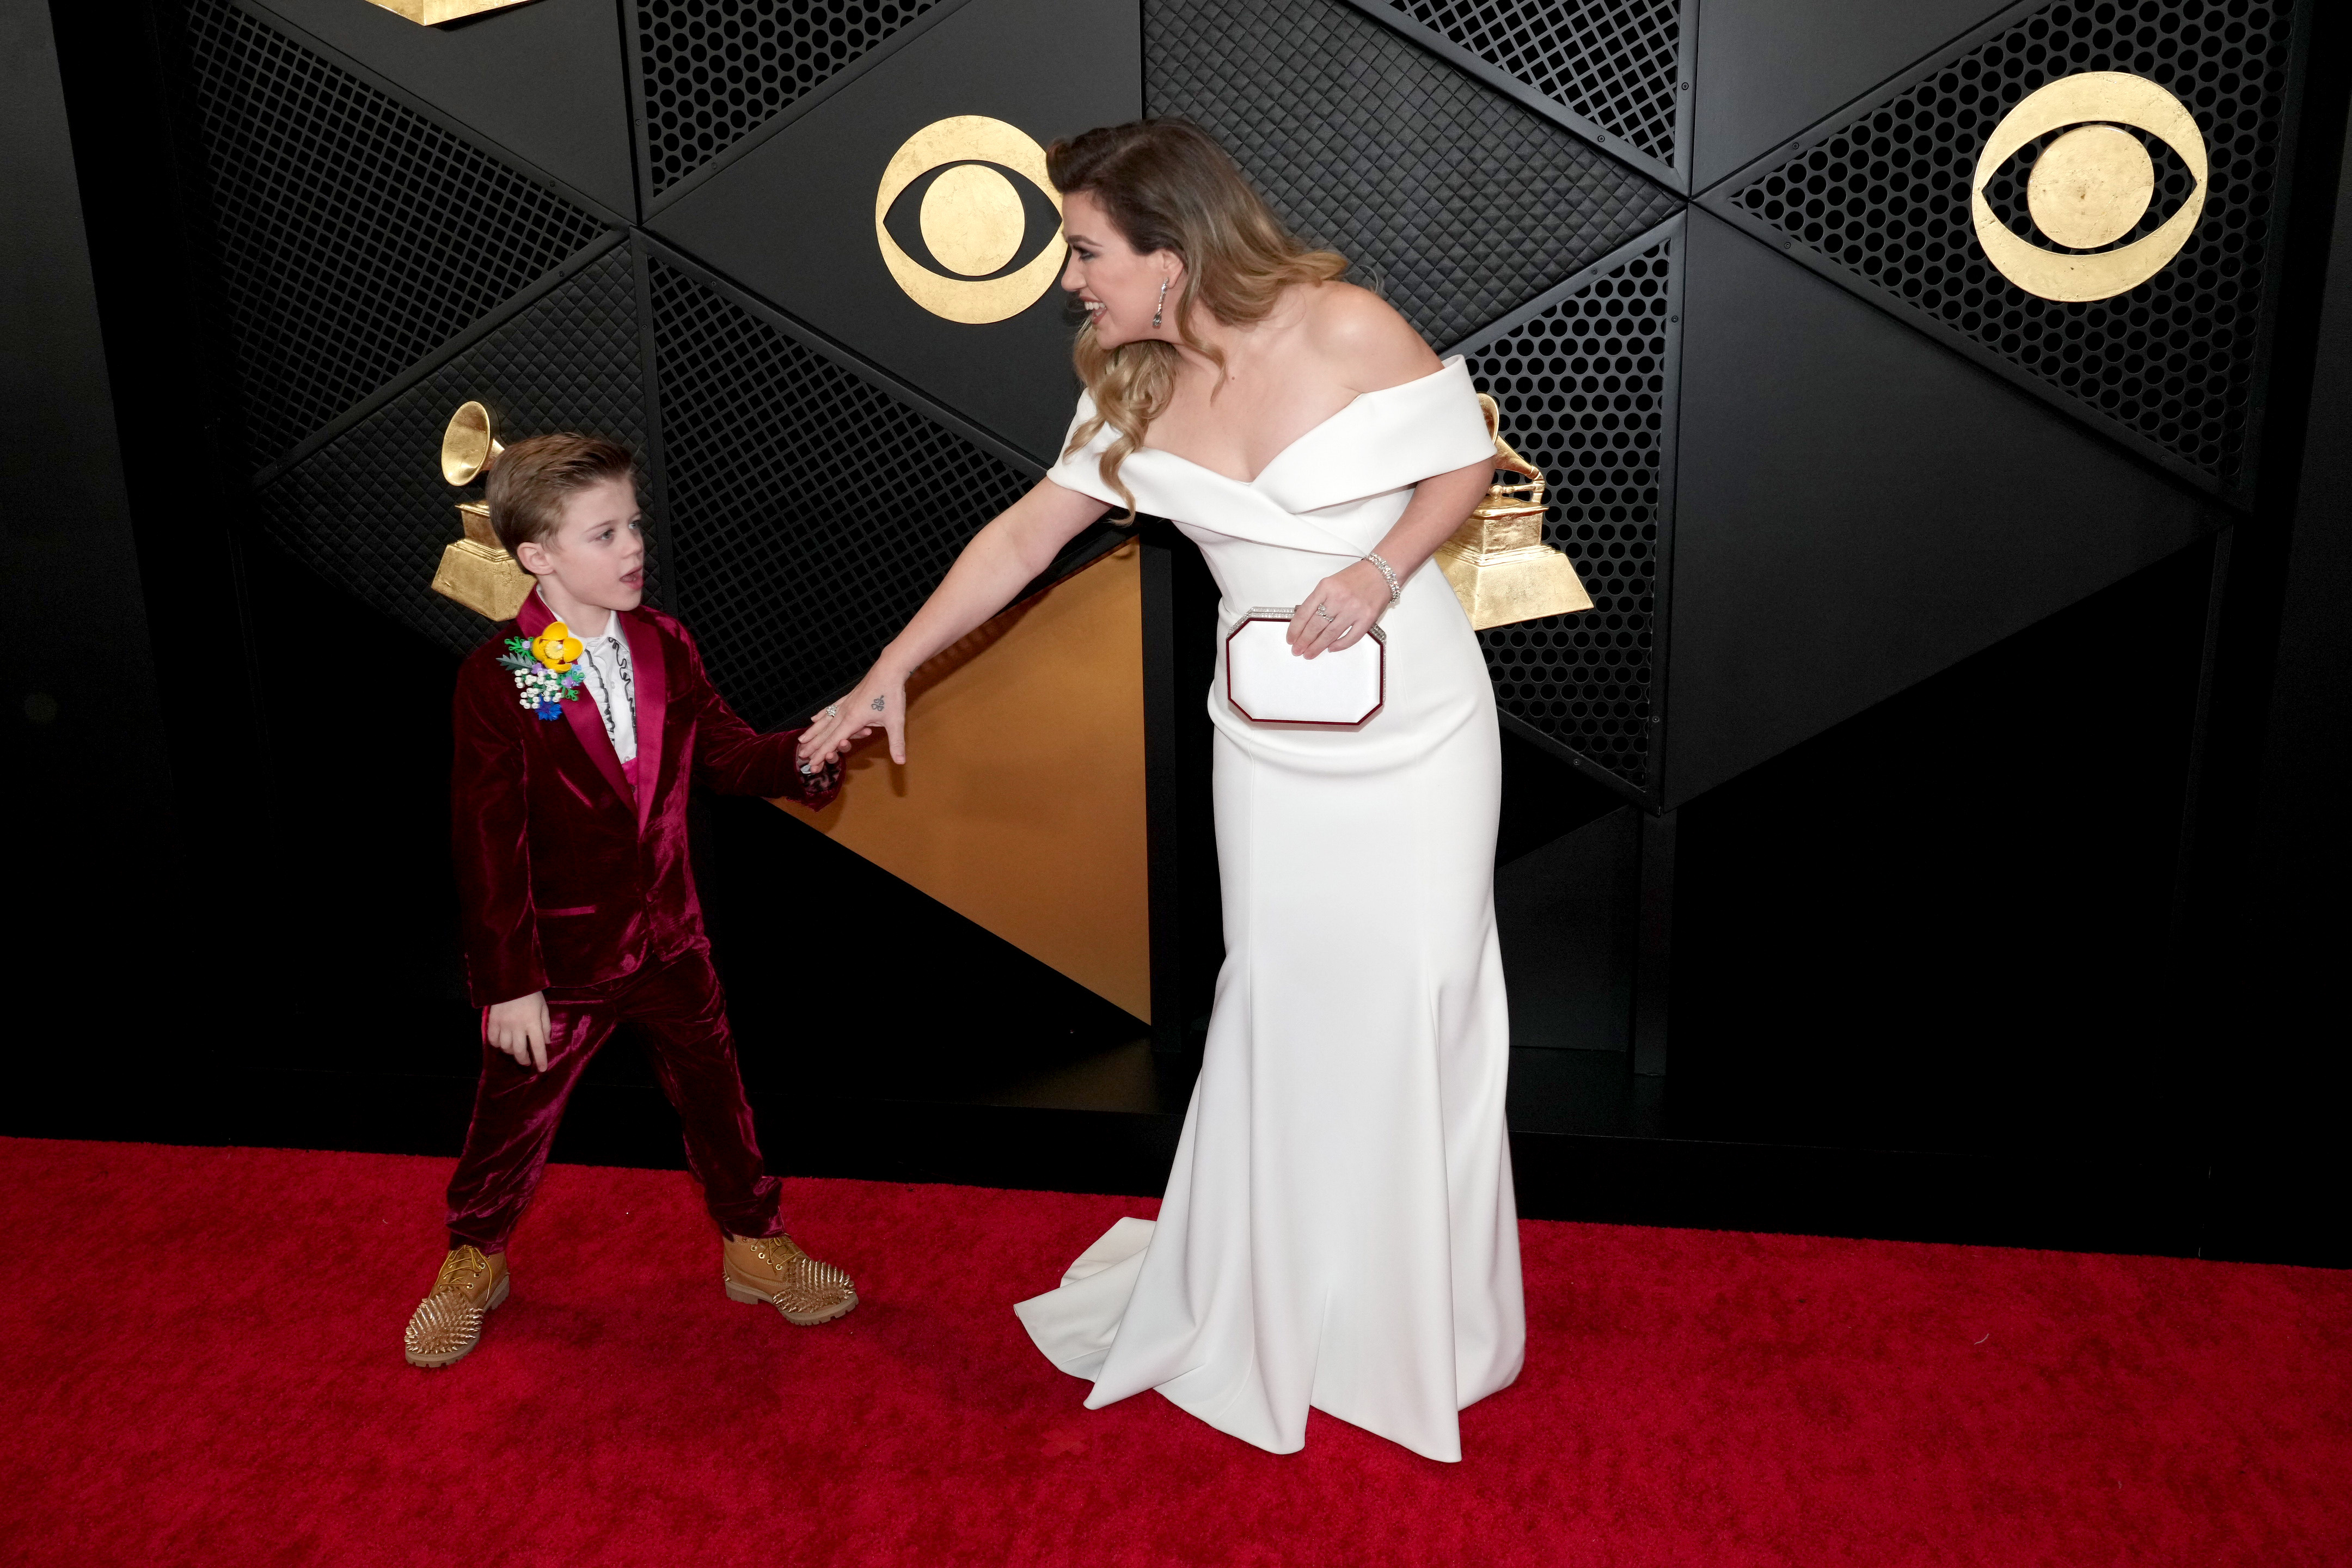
725,1274,859,1326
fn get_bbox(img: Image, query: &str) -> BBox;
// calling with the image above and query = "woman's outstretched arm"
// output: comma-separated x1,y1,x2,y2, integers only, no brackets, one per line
795,476,1112,766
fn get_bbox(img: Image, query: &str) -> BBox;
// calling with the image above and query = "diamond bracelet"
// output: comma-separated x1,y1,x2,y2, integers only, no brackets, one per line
1363,551,1402,607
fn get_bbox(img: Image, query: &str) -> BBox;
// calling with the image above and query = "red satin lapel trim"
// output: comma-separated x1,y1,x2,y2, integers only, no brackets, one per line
622,609,667,832
558,679,634,810
519,587,633,813
515,586,554,638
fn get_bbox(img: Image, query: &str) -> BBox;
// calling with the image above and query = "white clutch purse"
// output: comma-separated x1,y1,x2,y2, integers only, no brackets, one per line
1223,608,1387,726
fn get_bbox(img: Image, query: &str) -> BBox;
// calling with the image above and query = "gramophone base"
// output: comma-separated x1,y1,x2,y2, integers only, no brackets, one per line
365,0,534,24
1436,542,1594,631
431,538,535,622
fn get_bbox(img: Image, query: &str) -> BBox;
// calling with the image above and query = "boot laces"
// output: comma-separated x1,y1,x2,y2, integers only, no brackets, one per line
435,1246,491,1295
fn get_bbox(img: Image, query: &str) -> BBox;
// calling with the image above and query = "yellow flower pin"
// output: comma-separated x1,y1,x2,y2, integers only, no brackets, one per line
531,623,585,673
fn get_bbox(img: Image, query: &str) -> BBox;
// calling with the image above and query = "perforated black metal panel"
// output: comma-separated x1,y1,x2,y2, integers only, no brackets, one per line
178,0,608,469
635,0,944,197
1460,229,1677,792
1146,0,1683,350
1381,0,1682,167
1714,0,2297,487
255,244,648,656
649,259,1038,729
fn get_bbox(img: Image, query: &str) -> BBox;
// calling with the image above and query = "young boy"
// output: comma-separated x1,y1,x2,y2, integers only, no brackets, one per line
404,433,853,1369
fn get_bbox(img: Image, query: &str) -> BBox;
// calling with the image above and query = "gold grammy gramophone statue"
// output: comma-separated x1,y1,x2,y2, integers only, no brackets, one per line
427,400,535,621
364,0,534,24
1436,395,1593,630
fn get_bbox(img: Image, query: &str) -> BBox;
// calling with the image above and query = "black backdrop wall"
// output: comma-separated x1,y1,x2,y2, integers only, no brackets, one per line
14,0,2350,1264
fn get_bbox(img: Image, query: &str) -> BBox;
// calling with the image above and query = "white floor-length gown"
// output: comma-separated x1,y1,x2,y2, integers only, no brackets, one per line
1014,357,1523,1462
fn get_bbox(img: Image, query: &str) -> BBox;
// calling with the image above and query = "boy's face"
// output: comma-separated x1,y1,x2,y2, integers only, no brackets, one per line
516,476,645,615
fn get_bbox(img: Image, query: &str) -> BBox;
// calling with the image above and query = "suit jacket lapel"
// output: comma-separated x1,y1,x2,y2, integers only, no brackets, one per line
518,586,635,817
621,608,667,833
516,585,555,640
558,683,634,811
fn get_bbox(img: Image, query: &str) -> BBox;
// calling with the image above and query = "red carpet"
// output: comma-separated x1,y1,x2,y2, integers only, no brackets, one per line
2,1137,2345,1566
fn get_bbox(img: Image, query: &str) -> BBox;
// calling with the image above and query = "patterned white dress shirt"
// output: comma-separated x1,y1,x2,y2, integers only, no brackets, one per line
571,611,638,764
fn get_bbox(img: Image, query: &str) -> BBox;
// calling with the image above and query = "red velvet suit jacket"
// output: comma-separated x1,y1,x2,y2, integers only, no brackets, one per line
452,589,838,1007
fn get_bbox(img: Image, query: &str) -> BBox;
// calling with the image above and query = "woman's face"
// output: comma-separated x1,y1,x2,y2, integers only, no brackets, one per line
1060,189,1180,348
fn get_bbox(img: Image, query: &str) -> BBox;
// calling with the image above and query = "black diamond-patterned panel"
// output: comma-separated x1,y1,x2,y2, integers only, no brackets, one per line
255,245,647,656
650,260,1037,729
1383,0,1682,166
1720,0,2296,486
1462,232,1676,791
1147,0,1683,350
179,0,608,469
635,0,944,197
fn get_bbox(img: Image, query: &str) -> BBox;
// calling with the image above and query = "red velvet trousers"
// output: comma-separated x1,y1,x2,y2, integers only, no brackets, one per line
445,947,782,1253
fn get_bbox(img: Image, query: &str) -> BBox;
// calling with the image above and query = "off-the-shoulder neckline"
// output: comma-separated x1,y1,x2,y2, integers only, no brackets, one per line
1131,356,1467,488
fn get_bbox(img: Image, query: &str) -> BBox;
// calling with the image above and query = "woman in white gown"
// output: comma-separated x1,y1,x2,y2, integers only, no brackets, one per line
797,121,1521,1462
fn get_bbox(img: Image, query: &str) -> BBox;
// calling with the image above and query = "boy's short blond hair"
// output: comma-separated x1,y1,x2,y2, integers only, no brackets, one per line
485,433,638,559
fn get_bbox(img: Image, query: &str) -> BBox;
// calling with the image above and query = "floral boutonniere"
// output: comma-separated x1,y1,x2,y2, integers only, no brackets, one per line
497,624,586,720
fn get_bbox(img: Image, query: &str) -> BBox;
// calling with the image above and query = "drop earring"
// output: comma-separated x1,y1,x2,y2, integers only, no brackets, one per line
1153,275,1168,329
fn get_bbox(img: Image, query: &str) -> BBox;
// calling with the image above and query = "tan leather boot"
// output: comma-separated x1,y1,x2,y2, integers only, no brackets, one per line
723,1232,857,1326
403,1245,511,1369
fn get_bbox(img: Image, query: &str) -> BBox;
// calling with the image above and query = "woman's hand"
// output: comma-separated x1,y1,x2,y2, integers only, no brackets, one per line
1288,560,1392,659
797,665,909,767
786,479,1111,772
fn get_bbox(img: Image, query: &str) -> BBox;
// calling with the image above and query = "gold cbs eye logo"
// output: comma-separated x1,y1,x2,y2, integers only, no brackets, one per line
1970,71,2206,303
875,116,1067,324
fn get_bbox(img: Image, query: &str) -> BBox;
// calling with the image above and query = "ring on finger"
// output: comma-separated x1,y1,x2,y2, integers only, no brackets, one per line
824,703,841,718
1314,603,1335,622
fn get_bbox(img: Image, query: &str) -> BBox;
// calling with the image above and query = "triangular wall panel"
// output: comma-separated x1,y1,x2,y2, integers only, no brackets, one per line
179,0,610,470
1688,0,2013,189
1698,0,2302,497
1149,0,1682,351
254,243,648,656
646,0,1138,463
1664,209,2221,805
634,0,950,201
1454,220,1685,797
238,0,638,217
1373,0,1686,175
648,256,1040,728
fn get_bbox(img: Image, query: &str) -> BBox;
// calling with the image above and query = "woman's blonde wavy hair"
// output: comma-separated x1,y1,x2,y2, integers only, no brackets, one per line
1048,120,1348,516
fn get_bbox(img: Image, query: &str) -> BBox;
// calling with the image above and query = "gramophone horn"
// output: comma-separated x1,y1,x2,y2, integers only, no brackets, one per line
440,401,504,486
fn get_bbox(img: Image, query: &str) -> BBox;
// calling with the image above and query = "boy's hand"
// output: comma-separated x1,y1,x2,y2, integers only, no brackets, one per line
486,991,552,1073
